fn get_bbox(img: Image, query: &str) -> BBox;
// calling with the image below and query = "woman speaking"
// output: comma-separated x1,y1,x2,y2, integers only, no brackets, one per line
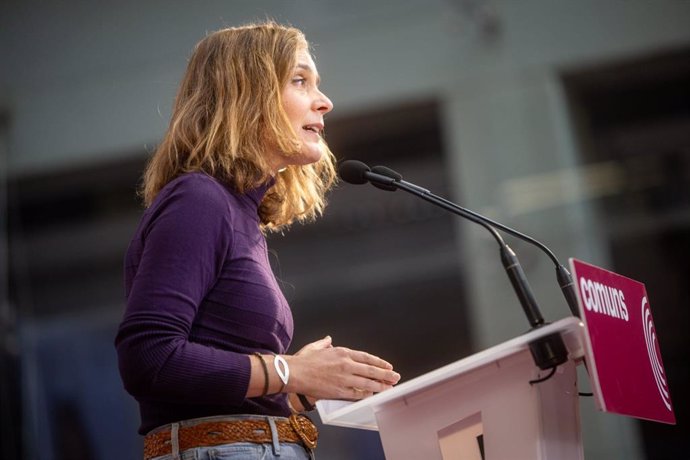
115,21,400,460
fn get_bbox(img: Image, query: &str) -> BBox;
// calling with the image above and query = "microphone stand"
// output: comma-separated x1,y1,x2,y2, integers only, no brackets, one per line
362,170,568,370
371,166,580,319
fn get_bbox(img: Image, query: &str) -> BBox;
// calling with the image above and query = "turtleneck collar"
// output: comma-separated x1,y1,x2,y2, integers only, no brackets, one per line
243,176,276,209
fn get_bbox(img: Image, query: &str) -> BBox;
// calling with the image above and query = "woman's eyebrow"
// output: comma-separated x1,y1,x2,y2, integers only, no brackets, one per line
296,63,321,85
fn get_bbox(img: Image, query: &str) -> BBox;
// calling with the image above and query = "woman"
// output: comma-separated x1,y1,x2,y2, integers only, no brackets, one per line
115,22,400,460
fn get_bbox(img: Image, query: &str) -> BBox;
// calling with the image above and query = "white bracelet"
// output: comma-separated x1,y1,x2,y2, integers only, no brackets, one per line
273,354,290,392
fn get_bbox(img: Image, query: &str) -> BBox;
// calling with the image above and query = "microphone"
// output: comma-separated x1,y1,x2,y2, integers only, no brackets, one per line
338,159,398,191
339,161,508,248
338,160,568,370
369,165,580,319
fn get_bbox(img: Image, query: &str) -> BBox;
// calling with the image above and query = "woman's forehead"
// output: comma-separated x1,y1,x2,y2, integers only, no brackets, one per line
294,49,319,80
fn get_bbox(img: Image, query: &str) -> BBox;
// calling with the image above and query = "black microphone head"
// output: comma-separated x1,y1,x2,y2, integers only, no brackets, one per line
371,165,403,181
338,160,371,184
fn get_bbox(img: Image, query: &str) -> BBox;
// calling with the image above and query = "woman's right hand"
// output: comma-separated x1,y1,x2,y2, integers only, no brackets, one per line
285,336,401,401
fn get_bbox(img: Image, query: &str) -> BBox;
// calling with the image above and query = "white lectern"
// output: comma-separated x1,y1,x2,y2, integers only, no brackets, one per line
318,317,586,460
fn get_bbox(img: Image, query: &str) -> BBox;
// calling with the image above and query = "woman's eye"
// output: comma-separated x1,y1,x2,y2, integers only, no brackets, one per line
292,77,307,86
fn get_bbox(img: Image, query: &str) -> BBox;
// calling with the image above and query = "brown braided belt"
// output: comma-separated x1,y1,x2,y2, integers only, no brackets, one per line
143,414,318,460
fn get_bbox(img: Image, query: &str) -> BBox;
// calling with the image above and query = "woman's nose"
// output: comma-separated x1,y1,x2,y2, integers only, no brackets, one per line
314,89,333,114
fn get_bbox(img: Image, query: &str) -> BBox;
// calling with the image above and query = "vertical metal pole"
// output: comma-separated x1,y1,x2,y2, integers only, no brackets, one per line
0,112,18,459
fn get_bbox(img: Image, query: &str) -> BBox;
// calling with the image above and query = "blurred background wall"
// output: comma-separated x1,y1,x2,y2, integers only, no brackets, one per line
1,0,689,459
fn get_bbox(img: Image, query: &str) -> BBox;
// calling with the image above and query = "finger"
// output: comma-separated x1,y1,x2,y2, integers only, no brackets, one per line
347,375,395,394
349,387,374,400
348,350,394,370
311,335,332,349
298,336,333,354
351,362,401,384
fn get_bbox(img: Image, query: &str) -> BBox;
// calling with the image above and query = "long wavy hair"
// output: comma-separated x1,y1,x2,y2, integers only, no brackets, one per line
141,22,337,231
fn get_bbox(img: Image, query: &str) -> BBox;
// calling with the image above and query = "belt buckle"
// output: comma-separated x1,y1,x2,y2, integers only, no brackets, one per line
289,414,318,449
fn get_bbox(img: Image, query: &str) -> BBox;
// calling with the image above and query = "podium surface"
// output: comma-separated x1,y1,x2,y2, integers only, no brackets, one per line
318,317,586,459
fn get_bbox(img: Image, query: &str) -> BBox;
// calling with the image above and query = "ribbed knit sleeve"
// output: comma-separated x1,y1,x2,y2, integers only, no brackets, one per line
115,174,250,406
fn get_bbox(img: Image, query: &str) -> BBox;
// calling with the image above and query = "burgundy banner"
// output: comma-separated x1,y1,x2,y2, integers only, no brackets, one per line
569,258,675,424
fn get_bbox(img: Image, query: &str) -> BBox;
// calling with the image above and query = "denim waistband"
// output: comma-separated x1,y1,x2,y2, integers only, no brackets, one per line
147,414,301,460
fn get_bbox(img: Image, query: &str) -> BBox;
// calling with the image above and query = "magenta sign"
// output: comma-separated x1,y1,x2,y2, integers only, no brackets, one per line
569,258,675,424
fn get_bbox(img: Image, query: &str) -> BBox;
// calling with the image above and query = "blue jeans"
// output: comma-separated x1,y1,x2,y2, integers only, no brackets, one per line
149,415,314,460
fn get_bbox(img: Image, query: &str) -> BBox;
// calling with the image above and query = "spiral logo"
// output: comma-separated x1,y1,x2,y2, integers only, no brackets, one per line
642,297,672,411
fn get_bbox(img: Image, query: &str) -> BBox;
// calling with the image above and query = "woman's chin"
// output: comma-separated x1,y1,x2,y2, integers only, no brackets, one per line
296,146,324,165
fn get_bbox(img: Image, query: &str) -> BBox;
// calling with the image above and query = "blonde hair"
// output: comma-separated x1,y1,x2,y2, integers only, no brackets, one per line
142,21,336,231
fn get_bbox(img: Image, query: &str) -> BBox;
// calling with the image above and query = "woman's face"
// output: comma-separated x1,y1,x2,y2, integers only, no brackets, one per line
274,48,333,171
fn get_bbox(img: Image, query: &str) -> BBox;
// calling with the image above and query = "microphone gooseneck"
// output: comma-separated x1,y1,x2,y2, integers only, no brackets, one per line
338,159,569,370
367,162,580,318
339,161,511,251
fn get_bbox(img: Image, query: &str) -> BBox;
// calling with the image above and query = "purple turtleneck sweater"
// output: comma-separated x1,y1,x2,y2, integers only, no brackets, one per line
115,172,293,434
